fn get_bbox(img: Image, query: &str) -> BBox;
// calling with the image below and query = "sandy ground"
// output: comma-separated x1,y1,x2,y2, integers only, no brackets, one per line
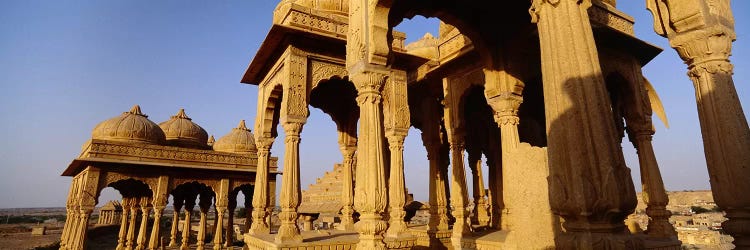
0,224,61,250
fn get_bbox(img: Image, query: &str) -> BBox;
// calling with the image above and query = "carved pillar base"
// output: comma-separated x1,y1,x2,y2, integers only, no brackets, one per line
724,209,750,248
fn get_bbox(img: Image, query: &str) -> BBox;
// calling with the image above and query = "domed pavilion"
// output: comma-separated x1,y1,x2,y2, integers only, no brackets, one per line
59,105,278,250
238,0,746,249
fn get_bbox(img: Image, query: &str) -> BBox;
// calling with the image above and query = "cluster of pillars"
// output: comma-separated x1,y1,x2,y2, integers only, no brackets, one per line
165,192,232,250
113,197,161,250
97,208,122,225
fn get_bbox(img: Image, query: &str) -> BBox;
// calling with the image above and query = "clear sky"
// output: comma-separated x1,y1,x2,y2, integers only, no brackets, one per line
0,1,748,209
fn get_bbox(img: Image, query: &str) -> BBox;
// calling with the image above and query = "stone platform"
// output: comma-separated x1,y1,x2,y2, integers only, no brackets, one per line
244,230,359,250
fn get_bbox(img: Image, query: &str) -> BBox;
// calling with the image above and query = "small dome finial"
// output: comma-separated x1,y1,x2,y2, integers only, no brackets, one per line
173,108,191,120
236,120,248,130
126,105,147,117
207,135,215,146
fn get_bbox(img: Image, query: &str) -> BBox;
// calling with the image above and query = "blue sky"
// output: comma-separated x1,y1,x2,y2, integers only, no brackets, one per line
0,1,747,208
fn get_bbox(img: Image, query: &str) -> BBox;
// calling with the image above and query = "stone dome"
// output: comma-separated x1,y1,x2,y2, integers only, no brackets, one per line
158,109,209,149
91,105,166,144
213,120,257,154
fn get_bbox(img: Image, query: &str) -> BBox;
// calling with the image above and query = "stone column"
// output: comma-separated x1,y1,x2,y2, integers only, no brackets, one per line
148,206,164,250
629,128,676,239
337,131,357,231
196,196,211,250
126,202,139,250
243,193,252,235
351,70,389,250
486,87,523,234
249,137,273,235
71,208,93,250
225,195,236,247
385,133,409,238
447,133,471,246
181,198,196,250
197,205,208,250
646,1,749,245
530,0,639,247
422,132,450,232
117,198,132,250
213,206,226,250
486,148,502,230
135,198,152,250
467,150,489,227
61,177,83,250
168,198,183,247
275,121,304,243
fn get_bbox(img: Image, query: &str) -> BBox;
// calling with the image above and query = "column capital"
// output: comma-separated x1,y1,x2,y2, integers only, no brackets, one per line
255,136,274,151
486,92,523,127
351,70,388,98
529,0,592,23
386,133,406,148
282,122,304,138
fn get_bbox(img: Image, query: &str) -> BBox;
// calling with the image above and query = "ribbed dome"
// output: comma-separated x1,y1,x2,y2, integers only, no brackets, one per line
91,105,166,144
158,109,209,149
213,120,257,154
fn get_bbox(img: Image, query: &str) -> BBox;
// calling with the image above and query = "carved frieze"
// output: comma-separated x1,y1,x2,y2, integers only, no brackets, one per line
588,4,635,35
82,140,259,170
281,8,348,39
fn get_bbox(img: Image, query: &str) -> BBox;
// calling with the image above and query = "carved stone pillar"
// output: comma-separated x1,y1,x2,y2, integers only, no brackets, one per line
243,193,252,235
225,194,236,247
126,202,139,250
351,70,389,249
467,150,489,226
147,176,168,250
486,88,523,233
338,142,357,231
69,168,99,250
181,197,196,250
117,198,132,250
486,147,503,230
530,0,639,247
422,132,450,232
275,121,304,243
60,177,78,250
447,133,471,245
168,198,183,248
213,206,226,250
197,193,212,250
71,208,93,250
629,128,676,240
135,198,152,250
249,137,273,235
385,133,409,237
646,1,749,245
